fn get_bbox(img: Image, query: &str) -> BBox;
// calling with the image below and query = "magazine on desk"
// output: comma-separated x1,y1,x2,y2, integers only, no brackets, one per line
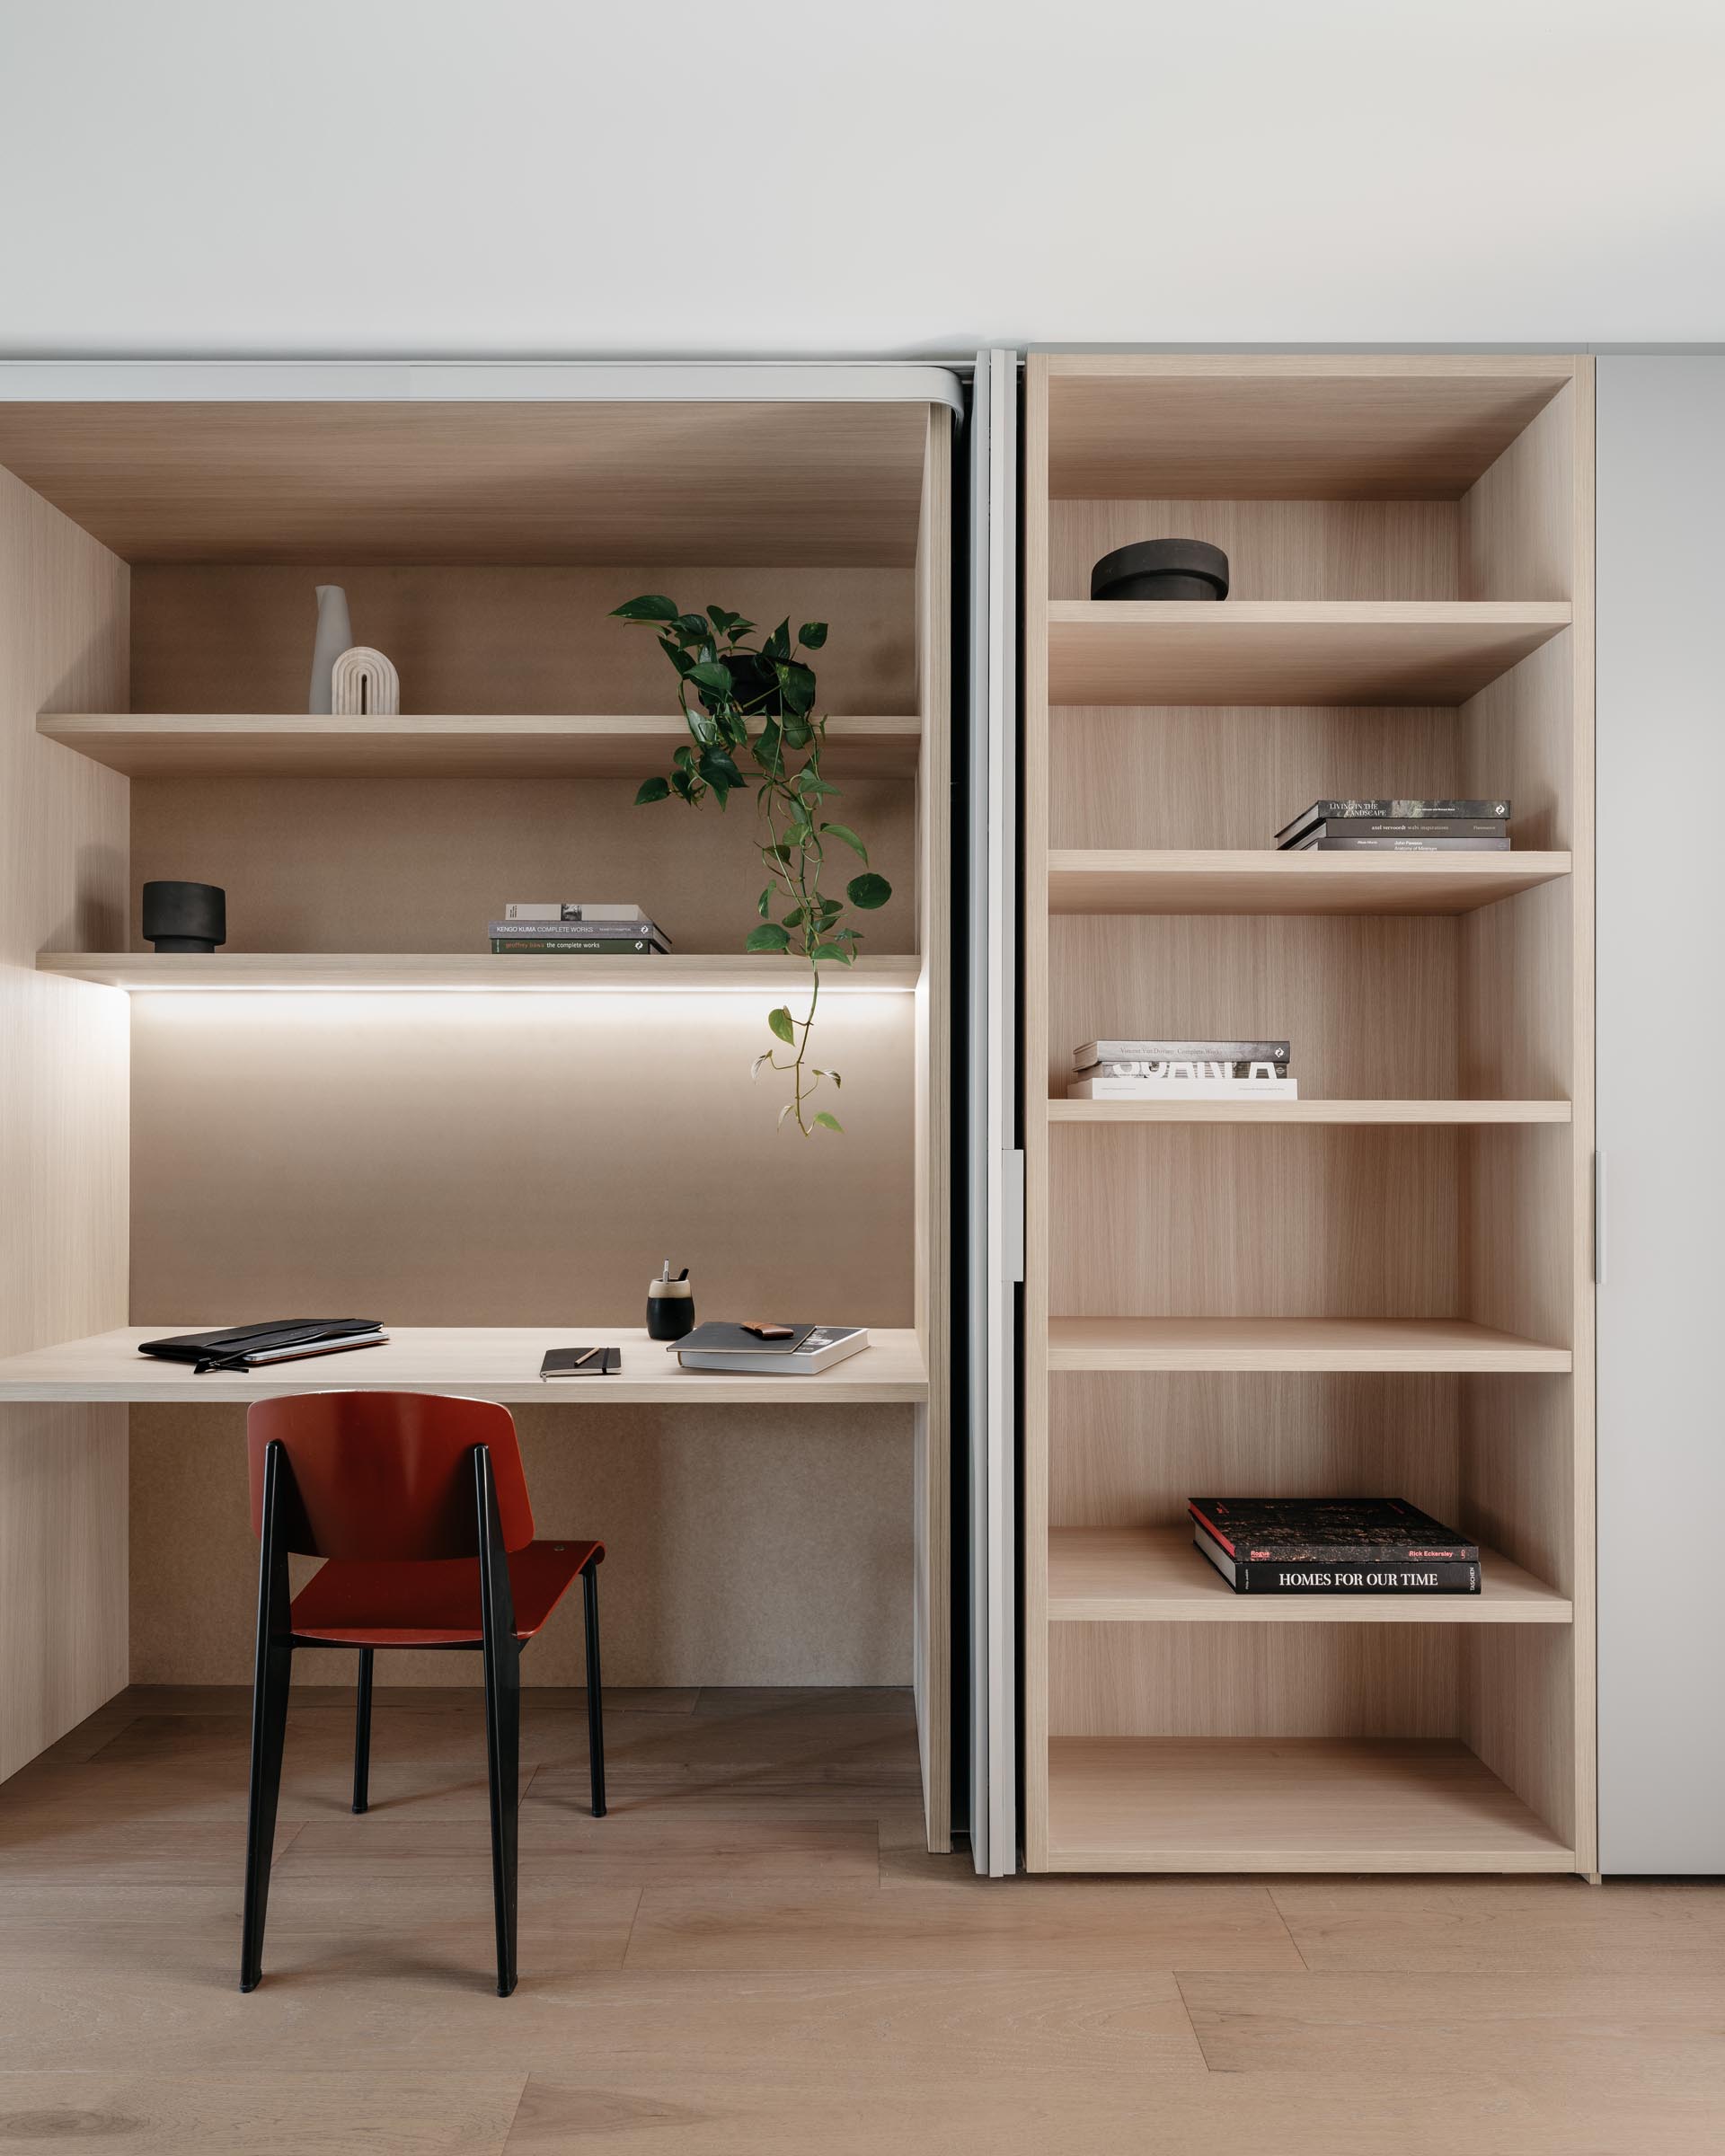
673,1323,869,1375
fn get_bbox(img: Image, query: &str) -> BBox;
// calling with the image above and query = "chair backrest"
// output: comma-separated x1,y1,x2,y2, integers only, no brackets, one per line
246,1392,535,1560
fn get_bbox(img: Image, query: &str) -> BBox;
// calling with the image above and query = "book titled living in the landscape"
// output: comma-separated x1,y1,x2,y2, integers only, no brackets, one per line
1188,1496,1482,1595
1274,800,1510,849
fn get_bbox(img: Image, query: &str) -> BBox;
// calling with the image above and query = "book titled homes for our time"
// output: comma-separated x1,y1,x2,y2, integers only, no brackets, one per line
1189,1497,1482,1595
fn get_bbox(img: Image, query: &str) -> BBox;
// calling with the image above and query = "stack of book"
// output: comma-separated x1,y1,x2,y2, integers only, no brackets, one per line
489,902,669,956
1068,1038,1296,1100
1189,1497,1482,1595
1274,798,1512,852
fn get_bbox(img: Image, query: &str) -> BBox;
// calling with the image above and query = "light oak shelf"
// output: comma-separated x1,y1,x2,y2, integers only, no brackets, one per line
1044,1738,1577,1873
1047,1527,1570,1624
0,1326,929,1408
1046,600,1570,706
1047,848,1570,916
1047,1316,1572,1374
1048,1098,1572,1125
37,711,923,781
36,952,920,994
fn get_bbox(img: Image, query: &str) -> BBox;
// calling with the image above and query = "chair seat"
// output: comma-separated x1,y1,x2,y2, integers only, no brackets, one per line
289,1538,602,1648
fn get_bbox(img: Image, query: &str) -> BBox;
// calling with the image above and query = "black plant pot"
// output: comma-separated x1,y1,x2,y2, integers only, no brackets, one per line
142,880,226,953
1091,539,1230,603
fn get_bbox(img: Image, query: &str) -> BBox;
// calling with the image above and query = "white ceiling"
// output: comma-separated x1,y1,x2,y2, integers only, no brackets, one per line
3,0,1722,357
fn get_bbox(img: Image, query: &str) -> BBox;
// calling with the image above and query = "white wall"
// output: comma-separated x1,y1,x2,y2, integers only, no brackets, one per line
3,0,1723,357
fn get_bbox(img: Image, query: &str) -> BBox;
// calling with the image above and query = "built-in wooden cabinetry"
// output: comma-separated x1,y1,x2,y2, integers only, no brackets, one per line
1022,356,1595,1874
0,384,952,1845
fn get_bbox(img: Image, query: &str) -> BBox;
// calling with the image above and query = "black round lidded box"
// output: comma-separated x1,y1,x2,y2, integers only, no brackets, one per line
1090,538,1230,603
142,880,226,952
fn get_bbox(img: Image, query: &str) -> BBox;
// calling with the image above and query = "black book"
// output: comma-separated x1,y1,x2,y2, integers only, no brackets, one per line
541,1346,621,1377
1287,834,1511,853
490,937,666,954
1193,1522,1481,1595
1274,799,1510,847
1188,1497,1480,1565
1282,816,1508,845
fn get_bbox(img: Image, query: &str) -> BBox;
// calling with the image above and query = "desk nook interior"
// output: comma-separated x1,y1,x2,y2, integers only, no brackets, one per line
0,380,956,1851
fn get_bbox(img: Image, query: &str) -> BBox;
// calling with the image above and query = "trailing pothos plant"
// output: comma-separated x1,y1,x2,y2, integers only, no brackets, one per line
613,595,890,1136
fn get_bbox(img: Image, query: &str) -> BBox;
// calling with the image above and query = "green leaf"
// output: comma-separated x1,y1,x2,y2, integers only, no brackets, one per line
633,775,671,804
763,618,792,661
767,1005,796,1044
781,906,806,929
697,747,745,790
781,716,812,750
813,1111,843,1132
847,872,891,910
798,621,828,649
673,613,711,641
706,605,736,632
756,886,773,919
658,636,695,676
612,594,678,622
748,923,792,953
822,821,867,862
809,941,848,962
687,661,733,697
670,768,697,802
777,661,817,716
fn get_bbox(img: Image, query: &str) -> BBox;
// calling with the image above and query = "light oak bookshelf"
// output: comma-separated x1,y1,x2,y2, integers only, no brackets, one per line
1022,354,1596,1877
37,711,923,781
36,952,921,994
1048,1527,1570,1624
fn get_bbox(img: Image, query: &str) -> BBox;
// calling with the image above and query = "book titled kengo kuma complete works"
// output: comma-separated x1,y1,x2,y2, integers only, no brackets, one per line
1189,1497,1482,1595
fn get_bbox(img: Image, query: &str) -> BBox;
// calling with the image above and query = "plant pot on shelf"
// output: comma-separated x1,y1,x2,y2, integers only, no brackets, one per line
1090,539,1230,602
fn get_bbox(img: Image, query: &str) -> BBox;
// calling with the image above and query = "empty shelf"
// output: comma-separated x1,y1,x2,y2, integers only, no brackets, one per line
1047,1317,1571,1374
1045,1737,1576,1872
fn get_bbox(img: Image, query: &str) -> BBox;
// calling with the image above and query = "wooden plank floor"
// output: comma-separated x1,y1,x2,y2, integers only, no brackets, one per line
0,1686,1721,2153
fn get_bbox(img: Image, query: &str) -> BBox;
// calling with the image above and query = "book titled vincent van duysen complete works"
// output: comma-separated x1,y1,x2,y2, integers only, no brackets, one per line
673,1322,869,1375
1274,800,1512,853
490,902,670,955
1069,1038,1295,1100
1189,1497,1482,1595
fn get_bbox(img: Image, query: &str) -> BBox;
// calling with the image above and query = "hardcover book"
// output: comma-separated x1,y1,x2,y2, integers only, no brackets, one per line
1082,1059,1288,1080
489,937,667,955
1073,1039,1290,1071
1274,800,1510,848
1287,834,1511,852
503,903,655,923
1192,1522,1481,1595
674,1323,869,1375
490,918,670,941
1281,817,1508,843
1068,1076,1299,1100
1188,1496,1481,1565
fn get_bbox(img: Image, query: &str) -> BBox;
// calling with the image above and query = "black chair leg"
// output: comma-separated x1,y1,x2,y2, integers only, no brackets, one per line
351,1647,374,1814
241,1441,294,1993
583,1560,606,1820
475,1446,520,1998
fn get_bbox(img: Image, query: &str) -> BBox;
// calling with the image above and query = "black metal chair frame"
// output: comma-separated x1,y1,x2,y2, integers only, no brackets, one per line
240,1438,606,1997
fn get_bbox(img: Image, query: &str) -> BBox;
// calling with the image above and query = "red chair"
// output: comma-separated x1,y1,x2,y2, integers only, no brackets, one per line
239,1392,606,1997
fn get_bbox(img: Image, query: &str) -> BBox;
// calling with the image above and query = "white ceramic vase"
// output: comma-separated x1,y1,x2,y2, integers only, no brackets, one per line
308,585,352,713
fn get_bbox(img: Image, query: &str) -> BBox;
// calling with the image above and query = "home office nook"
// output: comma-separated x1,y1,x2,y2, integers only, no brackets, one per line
0,380,954,1850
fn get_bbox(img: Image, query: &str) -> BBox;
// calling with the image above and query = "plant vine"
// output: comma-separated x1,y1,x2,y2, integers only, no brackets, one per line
613,595,890,1135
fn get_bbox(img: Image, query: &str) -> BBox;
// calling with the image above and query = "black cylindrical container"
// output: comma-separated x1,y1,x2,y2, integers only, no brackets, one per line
646,1268,695,1342
142,880,226,952
1091,539,1230,603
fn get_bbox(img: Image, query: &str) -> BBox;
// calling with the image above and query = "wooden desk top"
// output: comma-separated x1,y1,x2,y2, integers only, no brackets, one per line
0,1327,928,1408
